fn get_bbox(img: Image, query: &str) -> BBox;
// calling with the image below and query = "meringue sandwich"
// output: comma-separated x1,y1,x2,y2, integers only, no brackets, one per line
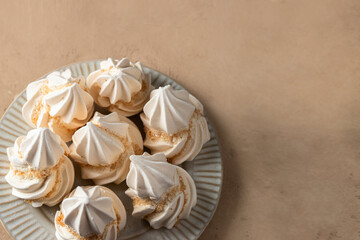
5,128,74,207
70,112,143,185
126,153,197,229
140,85,211,165
55,186,126,240
86,58,153,116
22,69,94,142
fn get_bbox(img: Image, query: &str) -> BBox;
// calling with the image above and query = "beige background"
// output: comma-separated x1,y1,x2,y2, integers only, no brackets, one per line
0,0,360,239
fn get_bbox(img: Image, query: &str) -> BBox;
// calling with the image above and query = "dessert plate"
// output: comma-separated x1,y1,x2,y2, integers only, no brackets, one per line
0,60,222,240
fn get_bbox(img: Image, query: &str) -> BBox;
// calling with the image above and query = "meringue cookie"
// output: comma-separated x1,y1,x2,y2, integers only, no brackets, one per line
70,112,143,185
125,153,197,229
55,186,126,240
5,128,74,207
86,58,153,116
140,85,211,165
22,69,94,142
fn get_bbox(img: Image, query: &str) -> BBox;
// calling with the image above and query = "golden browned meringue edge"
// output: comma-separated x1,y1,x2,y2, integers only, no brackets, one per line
72,121,142,171
10,156,67,204
55,210,122,240
129,170,188,226
144,110,203,164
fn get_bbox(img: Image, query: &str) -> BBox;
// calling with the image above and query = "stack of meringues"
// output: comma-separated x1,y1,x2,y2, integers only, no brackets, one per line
5,58,210,240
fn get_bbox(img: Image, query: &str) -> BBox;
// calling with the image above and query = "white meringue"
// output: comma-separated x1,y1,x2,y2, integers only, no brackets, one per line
55,186,126,240
5,128,74,207
125,153,197,229
86,58,153,116
22,69,94,142
140,85,210,165
70,112,143,185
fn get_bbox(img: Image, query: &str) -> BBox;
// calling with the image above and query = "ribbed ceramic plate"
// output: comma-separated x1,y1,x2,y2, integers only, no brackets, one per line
0,60,222,240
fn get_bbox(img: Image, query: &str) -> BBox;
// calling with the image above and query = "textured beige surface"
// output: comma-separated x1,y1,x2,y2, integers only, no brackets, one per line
0,0,360,239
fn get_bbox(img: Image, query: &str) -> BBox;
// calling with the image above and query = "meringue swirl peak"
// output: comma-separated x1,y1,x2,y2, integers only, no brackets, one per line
141,85,210,165
126,153,197,229
127,152,178,200
86,58,153,116
5,128,74,207
70,112,143,185
22,69,94,142
55,186,126,240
